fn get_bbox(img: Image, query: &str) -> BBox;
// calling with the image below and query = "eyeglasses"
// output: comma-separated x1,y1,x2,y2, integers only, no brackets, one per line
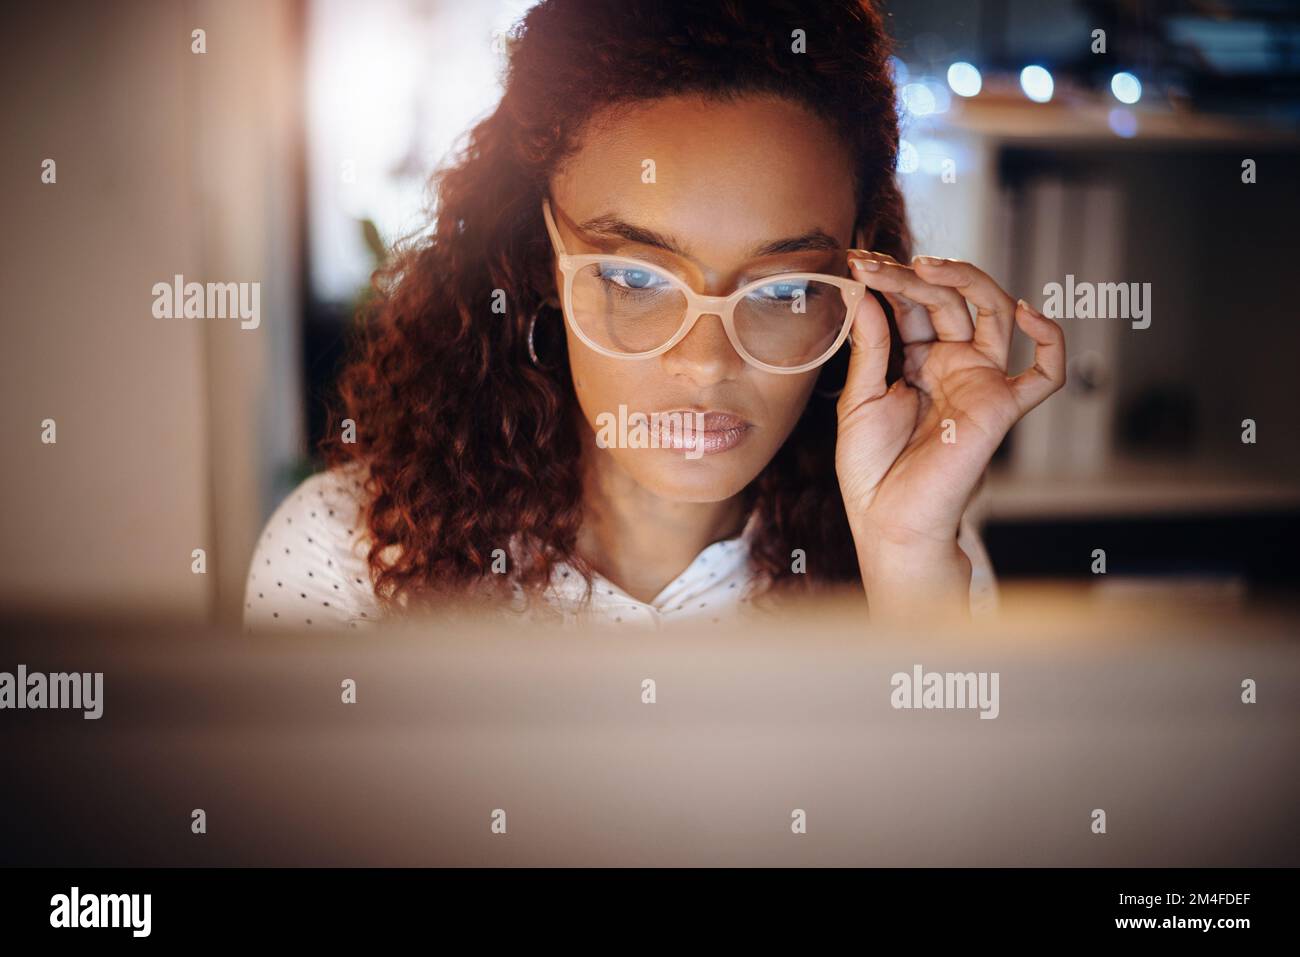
542,198,865,374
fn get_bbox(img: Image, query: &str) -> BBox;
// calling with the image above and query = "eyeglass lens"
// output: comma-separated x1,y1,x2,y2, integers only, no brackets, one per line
568,261,850,368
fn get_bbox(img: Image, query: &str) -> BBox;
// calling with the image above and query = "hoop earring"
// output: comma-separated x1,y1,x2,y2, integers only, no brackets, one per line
527,308,561,370
527,311,542,367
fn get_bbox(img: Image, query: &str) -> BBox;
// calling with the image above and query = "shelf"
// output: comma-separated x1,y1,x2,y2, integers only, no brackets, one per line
981,464,1300,521
937,93,1300,148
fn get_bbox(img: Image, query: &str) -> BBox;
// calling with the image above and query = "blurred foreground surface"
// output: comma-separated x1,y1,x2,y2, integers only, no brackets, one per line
1,586,1297,866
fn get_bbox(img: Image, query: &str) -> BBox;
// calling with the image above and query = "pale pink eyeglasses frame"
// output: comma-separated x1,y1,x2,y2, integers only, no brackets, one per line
541,197,866,374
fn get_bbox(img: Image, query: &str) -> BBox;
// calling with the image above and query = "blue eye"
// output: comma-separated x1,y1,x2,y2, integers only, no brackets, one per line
753,280,809,302
597,264,669,290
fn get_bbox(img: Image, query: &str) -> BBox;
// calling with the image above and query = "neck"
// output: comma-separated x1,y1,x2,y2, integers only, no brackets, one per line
574,427,748,604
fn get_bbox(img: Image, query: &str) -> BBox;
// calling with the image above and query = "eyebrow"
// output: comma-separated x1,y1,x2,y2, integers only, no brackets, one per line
575,214,842,259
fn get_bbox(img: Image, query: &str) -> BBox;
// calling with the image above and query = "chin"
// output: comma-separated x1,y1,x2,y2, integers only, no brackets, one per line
618,449,764,504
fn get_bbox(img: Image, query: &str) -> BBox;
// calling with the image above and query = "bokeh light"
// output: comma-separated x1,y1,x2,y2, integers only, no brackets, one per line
1111,71,1142,104
947,62,982,97
1020,65,1054,103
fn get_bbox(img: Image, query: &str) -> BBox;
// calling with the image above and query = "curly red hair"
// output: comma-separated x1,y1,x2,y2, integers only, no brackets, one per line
321,0,911,617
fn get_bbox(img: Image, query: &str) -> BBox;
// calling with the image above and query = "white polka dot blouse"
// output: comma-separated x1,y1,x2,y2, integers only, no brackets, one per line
243,465,998,633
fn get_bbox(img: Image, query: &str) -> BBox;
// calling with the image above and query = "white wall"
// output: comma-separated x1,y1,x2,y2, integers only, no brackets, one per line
0,0,303,625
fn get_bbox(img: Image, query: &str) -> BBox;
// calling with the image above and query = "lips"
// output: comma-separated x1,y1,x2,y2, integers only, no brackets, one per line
654,410,754,455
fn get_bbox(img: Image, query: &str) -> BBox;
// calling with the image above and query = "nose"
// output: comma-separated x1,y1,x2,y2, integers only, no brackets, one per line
659,310,745,386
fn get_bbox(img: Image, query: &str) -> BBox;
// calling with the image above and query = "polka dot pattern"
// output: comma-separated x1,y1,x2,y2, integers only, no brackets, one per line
242,466,380,634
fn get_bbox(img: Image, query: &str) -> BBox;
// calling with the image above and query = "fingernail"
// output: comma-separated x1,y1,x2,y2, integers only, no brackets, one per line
913,255,945,266
850,257,881,272
1017,297,1044,318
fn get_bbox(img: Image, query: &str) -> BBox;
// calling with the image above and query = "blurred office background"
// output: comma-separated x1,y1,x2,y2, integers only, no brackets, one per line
1,0,1298,627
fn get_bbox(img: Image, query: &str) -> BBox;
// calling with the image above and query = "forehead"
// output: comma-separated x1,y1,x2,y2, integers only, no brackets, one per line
550,93,858,256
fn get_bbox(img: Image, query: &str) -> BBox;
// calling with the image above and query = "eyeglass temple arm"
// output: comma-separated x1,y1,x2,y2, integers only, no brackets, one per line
541,197,568,257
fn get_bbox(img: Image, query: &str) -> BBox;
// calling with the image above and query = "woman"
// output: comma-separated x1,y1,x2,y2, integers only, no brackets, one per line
243,0,1064,632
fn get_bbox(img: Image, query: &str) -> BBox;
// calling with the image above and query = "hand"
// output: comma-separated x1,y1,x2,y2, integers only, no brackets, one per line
835,252,1066,614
